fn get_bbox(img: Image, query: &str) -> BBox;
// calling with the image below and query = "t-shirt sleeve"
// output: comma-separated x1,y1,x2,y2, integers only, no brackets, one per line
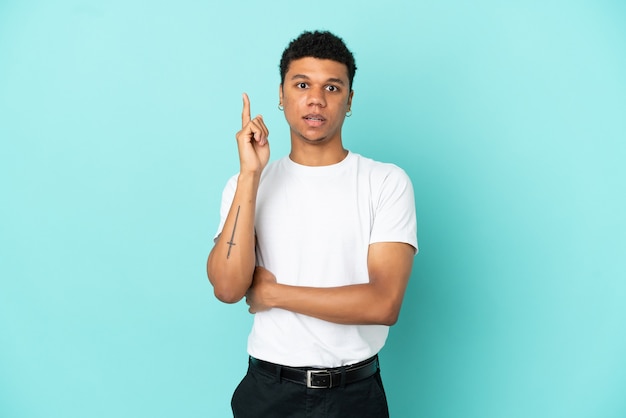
369,166,418,254
213,174,239,242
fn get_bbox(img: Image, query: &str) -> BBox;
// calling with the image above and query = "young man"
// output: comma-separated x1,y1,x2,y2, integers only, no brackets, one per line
207,30,418,417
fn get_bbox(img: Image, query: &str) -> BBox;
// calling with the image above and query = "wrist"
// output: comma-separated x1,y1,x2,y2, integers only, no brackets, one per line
237,170,261,185
238,160,264,179
263,281,281,309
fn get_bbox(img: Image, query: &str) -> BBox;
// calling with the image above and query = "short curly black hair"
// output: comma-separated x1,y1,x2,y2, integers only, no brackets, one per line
279,30,357,89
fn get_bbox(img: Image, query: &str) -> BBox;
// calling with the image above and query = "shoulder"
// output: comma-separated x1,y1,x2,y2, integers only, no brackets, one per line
351,152,412,185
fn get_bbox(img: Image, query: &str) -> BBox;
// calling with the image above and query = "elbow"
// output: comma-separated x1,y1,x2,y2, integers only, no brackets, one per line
376,299,402,326
384,315,399,327
207,267,247,304
207,262,250,303
213,285,245,304
206,254,248,304
379,310,400,326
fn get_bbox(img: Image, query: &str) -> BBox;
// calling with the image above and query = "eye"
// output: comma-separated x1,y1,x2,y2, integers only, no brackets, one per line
326,85,339,92
297,82,308,89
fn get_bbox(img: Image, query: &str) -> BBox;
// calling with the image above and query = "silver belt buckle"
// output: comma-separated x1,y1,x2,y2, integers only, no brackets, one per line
306,370,331,389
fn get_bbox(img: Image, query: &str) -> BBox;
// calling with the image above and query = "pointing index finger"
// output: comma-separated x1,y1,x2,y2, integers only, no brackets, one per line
241,93,251,128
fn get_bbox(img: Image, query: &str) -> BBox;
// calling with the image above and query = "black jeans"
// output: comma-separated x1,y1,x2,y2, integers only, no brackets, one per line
231,358,390,418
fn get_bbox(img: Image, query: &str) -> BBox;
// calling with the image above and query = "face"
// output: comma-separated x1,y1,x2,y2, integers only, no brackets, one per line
279,57,353,146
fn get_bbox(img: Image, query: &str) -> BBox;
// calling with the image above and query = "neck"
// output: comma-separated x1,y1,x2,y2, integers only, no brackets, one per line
289,142,348,167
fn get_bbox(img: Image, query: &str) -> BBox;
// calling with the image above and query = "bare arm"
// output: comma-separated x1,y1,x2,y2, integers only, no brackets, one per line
207,94,270,303
246,242,415,325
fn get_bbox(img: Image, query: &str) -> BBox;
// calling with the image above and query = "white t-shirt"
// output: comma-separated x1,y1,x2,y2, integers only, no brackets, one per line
215,152,418,367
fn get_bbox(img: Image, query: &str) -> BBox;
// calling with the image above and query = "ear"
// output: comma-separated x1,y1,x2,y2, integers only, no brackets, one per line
279,84,284,106
347,90,354,110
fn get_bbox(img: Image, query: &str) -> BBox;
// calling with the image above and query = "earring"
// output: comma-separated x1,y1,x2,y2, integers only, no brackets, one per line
346,110,352,117
278,104,284,111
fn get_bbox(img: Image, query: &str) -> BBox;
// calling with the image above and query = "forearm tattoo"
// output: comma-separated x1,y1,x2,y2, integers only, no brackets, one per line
226,205,240,259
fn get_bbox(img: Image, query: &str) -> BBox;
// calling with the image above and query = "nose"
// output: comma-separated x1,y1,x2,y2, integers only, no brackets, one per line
308,88,327,108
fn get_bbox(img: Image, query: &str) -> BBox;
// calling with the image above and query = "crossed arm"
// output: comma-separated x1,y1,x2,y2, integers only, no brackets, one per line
245,242,415,326
207,160,415,325
207,174,415,325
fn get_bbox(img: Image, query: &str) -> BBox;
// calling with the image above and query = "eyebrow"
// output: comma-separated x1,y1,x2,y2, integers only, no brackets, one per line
290,74,346,86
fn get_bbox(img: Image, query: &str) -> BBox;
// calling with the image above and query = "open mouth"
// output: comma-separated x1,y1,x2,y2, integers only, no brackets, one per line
304,114,326,126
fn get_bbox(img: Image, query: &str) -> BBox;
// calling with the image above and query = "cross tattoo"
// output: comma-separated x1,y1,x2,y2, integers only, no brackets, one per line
226,205,241,259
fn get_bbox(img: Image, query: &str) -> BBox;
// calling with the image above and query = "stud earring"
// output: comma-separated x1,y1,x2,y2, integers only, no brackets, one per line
278,104,284,111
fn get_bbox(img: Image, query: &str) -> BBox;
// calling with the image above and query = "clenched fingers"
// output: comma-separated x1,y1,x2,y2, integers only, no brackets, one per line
238,115,269,146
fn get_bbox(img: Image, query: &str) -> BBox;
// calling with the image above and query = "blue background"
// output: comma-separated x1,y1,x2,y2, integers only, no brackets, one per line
1,1,625,417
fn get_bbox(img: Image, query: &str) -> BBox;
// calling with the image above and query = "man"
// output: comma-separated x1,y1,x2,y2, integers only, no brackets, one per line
207,30,418,417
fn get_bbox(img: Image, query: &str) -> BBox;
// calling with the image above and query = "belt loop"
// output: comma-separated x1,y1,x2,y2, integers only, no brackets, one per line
340,366,346,388
275,364,282,383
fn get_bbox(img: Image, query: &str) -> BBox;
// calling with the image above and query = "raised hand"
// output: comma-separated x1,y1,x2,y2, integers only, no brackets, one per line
236,93,270,175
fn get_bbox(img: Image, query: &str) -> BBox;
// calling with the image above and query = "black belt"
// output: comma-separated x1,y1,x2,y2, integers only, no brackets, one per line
249,355,379,389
